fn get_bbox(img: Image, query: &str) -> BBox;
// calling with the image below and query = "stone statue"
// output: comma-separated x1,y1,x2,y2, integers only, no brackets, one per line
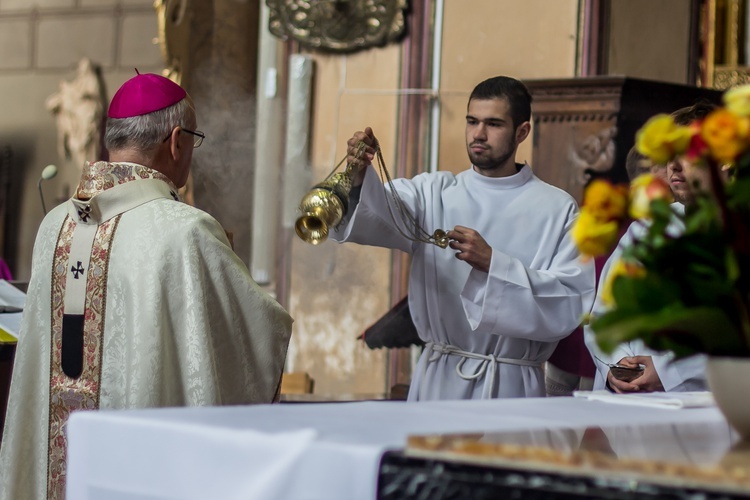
45,58,106,169
569,126,618,183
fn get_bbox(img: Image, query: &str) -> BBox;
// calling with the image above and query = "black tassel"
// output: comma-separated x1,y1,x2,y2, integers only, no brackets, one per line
61,314,84,379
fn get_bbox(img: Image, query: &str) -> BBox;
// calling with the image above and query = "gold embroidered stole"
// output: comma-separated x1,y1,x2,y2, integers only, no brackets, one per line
44,161,178,499
47,215,120,499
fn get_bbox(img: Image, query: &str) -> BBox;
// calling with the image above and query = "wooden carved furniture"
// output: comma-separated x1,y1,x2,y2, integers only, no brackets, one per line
525,76,724,203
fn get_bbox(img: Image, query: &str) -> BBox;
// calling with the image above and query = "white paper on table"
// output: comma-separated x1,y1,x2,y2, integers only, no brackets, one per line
573,390,715,409
0,279,25,339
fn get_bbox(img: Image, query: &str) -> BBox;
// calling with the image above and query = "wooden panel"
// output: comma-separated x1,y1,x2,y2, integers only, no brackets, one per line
525,76,723,203
280,372,314,395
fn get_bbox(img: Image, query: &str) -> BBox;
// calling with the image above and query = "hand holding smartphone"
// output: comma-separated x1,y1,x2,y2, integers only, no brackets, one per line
609,364,645,382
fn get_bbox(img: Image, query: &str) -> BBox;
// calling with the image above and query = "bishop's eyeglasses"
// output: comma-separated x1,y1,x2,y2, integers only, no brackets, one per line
163,128,205,148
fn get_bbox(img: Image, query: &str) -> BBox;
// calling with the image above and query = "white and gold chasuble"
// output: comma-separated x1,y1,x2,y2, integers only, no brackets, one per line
0,162,293,500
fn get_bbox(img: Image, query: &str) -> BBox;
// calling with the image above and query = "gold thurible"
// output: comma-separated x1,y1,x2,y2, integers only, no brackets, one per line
294,171,353,245
294,144,365,245
295,141,448,249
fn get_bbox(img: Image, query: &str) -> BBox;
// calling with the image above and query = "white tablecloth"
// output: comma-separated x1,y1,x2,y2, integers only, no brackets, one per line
66,396,727,500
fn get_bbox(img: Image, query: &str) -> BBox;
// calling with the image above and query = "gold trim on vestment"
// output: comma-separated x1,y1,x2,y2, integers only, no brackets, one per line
76,161,177,200
46,214,121,499
44,161,177,498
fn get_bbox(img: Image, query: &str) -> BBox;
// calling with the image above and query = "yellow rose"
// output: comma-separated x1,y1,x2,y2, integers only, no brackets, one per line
600,258,646,307
724,84,750,117
635,114,693,165
701,109,750,164
629,173,673,220
572,208,620,258
583,179,629,222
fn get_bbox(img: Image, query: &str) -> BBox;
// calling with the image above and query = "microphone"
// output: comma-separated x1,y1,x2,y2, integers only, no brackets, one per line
38,164,58,215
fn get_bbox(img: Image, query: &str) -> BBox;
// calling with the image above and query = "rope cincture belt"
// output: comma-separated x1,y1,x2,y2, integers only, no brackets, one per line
423,342,543,398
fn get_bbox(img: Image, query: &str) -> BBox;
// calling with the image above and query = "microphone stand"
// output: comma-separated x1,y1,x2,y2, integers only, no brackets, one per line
38,165,58,216
38,177,48,215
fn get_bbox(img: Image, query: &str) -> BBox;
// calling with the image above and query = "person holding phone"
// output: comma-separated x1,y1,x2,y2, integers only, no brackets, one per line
585,102,719,394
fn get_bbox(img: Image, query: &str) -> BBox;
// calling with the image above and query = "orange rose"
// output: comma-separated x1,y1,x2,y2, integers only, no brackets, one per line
636,114,693,165
701,109,750,164
629,173,673,220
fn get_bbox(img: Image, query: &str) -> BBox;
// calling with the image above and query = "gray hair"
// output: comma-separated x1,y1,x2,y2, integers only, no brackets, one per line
104,98,195,152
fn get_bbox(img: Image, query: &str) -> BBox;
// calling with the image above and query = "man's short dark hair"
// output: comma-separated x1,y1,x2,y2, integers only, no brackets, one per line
469,76,532,129
625,145,652,181
671,100,717,126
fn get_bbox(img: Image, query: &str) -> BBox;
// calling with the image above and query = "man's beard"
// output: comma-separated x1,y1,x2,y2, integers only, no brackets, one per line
469,143,516,171
672,189,691,205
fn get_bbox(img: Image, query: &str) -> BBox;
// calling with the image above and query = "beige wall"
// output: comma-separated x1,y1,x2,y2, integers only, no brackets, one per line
0,1,162,280
438,0,580,174
608,0,693,84
285,47,402,395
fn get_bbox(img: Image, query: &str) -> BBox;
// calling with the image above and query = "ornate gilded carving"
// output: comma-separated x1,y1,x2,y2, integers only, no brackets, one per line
712,67,750,90
154,0,193,203
703,0,750,89
266,0,408,53
568,126,618,183
154,0,192,85
535,113,616,124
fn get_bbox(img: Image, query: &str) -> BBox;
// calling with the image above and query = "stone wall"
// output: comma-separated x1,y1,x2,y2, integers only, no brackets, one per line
0,0,162,280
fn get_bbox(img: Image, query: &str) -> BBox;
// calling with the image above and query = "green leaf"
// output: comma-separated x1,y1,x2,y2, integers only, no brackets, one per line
726,177,750,210
726,250,740,282
591,306,748,358
610,274,681,312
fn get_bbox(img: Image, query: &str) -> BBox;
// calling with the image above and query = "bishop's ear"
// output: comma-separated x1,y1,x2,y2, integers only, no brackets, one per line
168,127,184,159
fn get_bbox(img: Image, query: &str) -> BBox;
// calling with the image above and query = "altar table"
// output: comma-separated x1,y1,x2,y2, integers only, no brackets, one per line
66,396,731,500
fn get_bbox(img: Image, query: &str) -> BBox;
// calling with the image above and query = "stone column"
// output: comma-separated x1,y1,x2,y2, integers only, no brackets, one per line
187,0,260,267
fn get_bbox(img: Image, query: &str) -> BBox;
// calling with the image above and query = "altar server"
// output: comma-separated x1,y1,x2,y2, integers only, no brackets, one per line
333,76,596,401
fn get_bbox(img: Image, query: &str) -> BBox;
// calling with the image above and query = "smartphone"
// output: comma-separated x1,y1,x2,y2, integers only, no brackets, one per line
610,364,645,382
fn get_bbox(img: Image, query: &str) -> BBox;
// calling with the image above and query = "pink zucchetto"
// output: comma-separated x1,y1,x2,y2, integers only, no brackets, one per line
107,71,186,119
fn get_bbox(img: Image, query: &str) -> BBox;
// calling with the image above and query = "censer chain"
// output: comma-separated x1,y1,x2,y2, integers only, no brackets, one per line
327,141,448,249
373,146,448,249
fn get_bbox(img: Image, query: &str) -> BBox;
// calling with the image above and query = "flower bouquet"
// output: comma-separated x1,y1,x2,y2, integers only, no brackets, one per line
573,85,750,360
